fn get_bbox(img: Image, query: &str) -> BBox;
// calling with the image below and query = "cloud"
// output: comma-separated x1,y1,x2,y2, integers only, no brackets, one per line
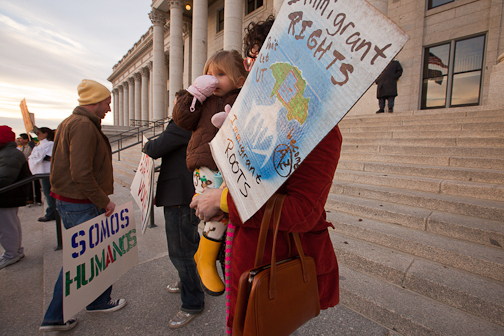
0,0,151,133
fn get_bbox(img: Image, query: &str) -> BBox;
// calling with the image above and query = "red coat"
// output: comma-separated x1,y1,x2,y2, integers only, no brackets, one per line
227,125,342,329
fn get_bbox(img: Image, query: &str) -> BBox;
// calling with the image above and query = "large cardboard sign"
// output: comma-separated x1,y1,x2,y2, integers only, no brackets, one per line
210,0,409,222
130,136,155,234
63,202,138,321
19,99,35,135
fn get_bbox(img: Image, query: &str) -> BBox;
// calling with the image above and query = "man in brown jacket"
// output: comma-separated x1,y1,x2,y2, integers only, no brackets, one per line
40,79,126,332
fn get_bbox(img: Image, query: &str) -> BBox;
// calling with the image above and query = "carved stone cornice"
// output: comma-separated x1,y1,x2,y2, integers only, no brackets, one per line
170,0,183,10
149,9,167,26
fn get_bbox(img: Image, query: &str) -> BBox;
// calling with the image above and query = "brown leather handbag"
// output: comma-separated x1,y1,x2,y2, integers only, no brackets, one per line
233,194,320,336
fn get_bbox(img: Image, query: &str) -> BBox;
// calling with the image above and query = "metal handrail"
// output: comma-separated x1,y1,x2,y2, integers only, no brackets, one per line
108,117,169,142
108,117,170,161
0,173,49,194
0,173,64,249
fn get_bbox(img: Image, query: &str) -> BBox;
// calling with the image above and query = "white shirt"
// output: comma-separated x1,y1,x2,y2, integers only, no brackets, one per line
28,138,54,174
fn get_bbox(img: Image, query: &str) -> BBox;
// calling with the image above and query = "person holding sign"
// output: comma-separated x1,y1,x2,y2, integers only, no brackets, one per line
143,91,205,329
172,50,247,296
39,80,126,332
28,127,56,222
189,17,342,333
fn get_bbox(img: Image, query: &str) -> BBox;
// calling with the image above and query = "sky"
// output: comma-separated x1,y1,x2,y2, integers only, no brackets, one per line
0,0,153,137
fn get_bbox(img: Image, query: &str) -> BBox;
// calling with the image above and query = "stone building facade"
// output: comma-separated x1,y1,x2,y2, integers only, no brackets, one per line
108,0,504,126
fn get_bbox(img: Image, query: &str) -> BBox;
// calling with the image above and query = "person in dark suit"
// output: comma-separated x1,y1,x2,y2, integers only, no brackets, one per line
376,59,403,113
143,102,204,329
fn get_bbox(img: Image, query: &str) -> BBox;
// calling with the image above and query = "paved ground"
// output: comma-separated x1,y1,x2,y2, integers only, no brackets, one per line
0,182,396,335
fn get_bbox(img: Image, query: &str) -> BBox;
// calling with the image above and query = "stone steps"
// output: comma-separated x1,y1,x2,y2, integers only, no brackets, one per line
326,210,504,282
339,114,504,127
341,144,504,158
342,137,504,147
331,181,504,221
339,121,504,134
339,108,504,123
341,129,504,139
334,169,504,202
326,193,504,249
340,152,504,170
337,161,504,184
331,107,504,331
338,265,504,335
331,233,504,328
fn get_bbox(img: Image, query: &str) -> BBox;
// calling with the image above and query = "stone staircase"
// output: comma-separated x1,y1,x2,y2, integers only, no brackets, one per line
329,107,504,335
108,107,504,335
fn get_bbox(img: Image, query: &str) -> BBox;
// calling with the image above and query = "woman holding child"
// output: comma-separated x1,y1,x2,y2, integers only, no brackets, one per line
189,16,341,334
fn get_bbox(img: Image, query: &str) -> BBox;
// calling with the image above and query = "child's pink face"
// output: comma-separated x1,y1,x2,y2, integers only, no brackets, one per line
207,64,237,97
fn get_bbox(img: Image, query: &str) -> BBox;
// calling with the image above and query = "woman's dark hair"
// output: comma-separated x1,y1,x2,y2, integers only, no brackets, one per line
243,15,275,58
38,127,55,141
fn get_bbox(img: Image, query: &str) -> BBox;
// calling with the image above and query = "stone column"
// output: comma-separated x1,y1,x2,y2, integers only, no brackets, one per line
149,62,154,121
368,0,388,15
183,23,192,88
134,73,142,122
128,77,135,126
192,0,207,81
118,85,124,126
112,89,119,126
223,0,243,51
169,0,184,116
149,9,168,121
141,67,150,123
123,82,129,126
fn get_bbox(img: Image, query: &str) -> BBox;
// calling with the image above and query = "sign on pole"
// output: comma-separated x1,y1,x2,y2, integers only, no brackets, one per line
62,201,138,321
19,99,35,135
210,0,409,222
130,136,155,234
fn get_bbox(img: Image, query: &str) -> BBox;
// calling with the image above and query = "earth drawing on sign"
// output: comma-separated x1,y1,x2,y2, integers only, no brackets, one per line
270,63,310,125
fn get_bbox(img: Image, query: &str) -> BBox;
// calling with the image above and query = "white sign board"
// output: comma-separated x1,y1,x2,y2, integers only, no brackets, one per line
130,136,155,234
210,0,409,222
63,201,138,321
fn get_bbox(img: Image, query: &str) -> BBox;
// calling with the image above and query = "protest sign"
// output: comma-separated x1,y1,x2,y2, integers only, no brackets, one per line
63,201,138,321
19,99,35,135
130,136,155,234
210,0,409,222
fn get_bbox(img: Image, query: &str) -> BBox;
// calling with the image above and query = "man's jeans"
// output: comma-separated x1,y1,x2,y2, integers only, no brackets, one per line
42,200,113,324
164,205,204,313
40,178,56,220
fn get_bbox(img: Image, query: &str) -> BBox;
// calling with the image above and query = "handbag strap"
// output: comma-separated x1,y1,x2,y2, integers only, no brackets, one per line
254,194,280,267
268,195,311,300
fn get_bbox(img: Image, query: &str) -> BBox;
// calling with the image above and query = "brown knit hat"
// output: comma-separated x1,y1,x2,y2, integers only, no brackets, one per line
77,79,111,105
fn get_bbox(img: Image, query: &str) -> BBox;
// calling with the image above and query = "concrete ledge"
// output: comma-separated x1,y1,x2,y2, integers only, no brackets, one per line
337,161,504,184
327,211,504,281
331,181,504,221
331,233,504,327
334,169,504,201
339,266,504,336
